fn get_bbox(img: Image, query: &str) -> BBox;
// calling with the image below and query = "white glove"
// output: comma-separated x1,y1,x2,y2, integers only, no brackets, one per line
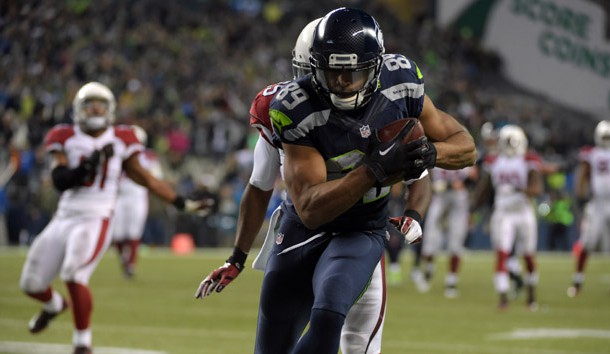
389,213,423,244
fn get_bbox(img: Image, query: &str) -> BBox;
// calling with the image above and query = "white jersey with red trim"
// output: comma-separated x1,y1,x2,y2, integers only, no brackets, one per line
422,167,472,257
44,124,142,218
430,166,472,192
248,82,288,191
249,81,290,149
579,145,610,199
483,152,542,211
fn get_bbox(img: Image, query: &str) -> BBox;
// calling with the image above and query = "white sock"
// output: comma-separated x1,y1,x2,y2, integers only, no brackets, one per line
494,272,510,293
73,329,92,347
445,273,458,287
525,272,538,286
43,290,64,312
507,258,522,274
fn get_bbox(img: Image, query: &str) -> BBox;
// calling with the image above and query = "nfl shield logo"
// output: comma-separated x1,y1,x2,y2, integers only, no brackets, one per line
359,125,371,138
275,233,284,245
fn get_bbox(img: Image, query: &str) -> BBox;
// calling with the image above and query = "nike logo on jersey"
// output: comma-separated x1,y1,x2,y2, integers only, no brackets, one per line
379,143,396,156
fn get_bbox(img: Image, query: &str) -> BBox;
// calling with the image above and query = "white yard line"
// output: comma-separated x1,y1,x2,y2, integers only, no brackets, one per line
385,338,605,354
0,341,167,354
489,328,610,340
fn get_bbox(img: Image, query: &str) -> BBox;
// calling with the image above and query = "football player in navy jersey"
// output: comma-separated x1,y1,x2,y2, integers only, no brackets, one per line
196,18,431,354
255,7,477,354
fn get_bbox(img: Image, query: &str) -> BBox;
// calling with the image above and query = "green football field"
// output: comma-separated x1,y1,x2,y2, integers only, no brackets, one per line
0,247,609,354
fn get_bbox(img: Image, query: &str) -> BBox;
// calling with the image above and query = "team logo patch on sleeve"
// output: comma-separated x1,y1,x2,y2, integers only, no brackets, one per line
275,233,285,245
270,110,293,134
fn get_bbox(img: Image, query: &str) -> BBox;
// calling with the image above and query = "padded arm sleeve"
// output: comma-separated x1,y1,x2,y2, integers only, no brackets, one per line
51,165,86,192
249,136,281,191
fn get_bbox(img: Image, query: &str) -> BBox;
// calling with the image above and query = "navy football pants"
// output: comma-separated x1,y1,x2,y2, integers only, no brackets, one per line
254,219,385,354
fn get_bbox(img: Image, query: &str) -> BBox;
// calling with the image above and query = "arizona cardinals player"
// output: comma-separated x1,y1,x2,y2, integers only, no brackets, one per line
568,120,610,297
112,125,163,278
418,166,478,298
19,82,212,354
475,124,543,310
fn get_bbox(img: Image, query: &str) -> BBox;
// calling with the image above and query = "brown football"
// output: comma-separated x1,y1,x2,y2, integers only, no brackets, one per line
377,117,425,144
376,118,426,186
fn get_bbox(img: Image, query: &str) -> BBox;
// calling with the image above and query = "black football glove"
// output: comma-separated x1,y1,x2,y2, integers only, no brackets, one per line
402,137,437,181
173,195,216,217
74,150,101,184
101,143,114,158
362,119,418,185
195,247,247,299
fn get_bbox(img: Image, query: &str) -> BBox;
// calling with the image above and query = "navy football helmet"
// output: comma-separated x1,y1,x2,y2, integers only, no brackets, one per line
310,8,385,110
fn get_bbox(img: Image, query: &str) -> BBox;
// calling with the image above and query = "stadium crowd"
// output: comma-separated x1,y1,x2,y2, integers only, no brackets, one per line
0,0,600,249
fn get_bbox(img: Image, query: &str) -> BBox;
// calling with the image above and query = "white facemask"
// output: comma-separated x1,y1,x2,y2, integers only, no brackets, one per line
83,116,108,131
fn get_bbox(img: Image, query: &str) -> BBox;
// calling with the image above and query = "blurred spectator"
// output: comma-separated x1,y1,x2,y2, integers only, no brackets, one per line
189,174,221,247
0,0,601,249
0,137,20,244
543,171,574,251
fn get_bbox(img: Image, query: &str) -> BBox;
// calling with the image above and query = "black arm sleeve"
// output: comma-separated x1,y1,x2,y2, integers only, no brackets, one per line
51,165,86,192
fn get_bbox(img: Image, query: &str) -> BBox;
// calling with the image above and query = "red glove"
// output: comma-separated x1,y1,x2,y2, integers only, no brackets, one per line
195,247,246,299
389,210,423,244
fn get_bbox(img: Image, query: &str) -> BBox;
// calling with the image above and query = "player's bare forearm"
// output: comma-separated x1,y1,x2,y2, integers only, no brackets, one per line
433,130,477,169
526,170,543,198
144,176,178,204
283,143,375,229
575,162,590,200
125,157,177,203
234,184,274,253
405,174,431,216
419,97,477,169
287,166,376,230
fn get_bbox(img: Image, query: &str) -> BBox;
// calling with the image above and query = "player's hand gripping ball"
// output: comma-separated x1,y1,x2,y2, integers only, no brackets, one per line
364,118,430,186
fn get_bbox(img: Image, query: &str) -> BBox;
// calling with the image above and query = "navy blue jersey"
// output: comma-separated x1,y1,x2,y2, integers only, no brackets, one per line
270,54,425,232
